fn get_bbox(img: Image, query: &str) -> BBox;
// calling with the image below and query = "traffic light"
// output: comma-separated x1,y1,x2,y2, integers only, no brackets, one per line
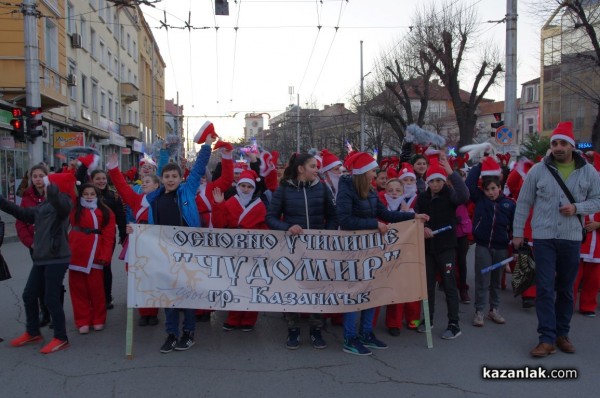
25,106,43,142
10,108,26,143
490,120,504,137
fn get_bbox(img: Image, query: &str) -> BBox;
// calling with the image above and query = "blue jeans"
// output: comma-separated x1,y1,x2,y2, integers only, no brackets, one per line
533,239,581,344
23,263,68,341
164,308,196,337
343,308,375,339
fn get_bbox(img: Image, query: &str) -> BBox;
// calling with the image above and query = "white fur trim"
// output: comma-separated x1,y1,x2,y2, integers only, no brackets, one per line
238,177,256,187
320,160,342,174
352,159,379,175
551,134,575,146
221,152,232,160
426,173,447,183
399,171,416,180
480,169,501,177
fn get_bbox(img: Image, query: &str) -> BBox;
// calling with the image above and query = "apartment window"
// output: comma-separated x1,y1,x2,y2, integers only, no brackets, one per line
89,0,96,10
91,79,98,112
108,92,114,120
127,33,131,55
107,8,113,30
66,2,74,34
128,68,132,82
115,100,119,122
526,117,534,134
45,19,59,70
120,63,125,80
99,40,105,66
120,25,125,48
133,74,137,86
128,108,132,124
68,62,76,100
81,74,88,106
133,40,137,57
107,50,113,75
90,28,96,58
80,18,87,51
100,91,106,116
98,0,105,21
134,110,138,125
113,58,118,78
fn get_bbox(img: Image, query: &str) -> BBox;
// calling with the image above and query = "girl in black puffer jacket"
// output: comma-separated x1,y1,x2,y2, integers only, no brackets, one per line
266,153,338,350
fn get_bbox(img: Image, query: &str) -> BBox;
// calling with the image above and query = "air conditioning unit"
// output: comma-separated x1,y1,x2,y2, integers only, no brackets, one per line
71,33,82,49
67,73,77,87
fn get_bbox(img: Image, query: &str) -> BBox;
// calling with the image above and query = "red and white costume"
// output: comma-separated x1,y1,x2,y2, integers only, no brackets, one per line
574,212,600,313
373,191,421,330
68,206,116,329
195,156,234,228
107,166,159,318
213,171,267,327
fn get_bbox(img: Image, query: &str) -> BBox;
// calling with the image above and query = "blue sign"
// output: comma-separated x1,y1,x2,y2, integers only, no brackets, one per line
577,142,592,149
495,126,513,145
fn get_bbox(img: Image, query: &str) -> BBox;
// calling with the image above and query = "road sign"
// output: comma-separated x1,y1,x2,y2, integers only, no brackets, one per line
495,126,514,145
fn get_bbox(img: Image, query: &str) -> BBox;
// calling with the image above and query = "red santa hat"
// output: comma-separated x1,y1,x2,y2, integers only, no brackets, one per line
194,120,218,144
551,121,575,147
320,149,342,173
78,153,100,173
481,156,502,177
398,162,416,181
124,167,138,182
238,169,260,188
425,159,448,183
259,151,276,177
424,147,440,163
213,140,233,152
346,152,379,175
139,154,156,168
44,173,78,202
386,168,398,179
234,161,248,174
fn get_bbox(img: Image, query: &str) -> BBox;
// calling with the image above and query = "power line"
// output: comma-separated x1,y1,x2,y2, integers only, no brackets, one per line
229,0,243,103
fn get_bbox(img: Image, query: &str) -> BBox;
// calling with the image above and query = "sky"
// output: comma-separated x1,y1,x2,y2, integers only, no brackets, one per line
141,0,543,145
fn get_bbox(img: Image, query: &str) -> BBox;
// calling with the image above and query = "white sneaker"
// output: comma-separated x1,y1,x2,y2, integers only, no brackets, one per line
488,309,506,324
472,311,484,327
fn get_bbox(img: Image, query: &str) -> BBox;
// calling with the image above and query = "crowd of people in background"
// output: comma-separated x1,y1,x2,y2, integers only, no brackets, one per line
1,120,600,358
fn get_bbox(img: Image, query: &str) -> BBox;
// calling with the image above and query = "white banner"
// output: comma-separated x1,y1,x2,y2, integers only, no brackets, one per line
127,220,427,313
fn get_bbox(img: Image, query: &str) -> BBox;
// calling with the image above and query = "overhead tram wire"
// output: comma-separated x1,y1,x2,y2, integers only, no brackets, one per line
296,0,323,94
211,0,221,104
159,9,179,94
229,0,243,104
186,6,196,110
308,0,347,101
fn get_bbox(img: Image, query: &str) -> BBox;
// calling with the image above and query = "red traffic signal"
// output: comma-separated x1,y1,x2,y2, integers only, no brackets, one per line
10,118,23,130
25,106,42,117
12,108,23,118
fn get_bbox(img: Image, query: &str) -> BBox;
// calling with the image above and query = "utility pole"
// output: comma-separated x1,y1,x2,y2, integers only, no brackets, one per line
360,40,365,152
504,0,517,146
23,0,43,165
296,93,300,153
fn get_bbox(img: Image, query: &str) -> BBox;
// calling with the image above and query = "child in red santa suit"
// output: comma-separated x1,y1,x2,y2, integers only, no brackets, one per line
106,153,161,326
373,163,422,335
68,184,116,334
212,169,267,331
574,151,600,317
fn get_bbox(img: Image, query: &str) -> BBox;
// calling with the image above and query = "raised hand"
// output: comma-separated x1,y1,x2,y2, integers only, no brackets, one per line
213,187,224,204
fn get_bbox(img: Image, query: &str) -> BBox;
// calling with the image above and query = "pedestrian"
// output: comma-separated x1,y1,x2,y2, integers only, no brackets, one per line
466,157,515,327
410,153,428,194
146,134,213,353
106,153,161,326
337,152,427,355
415,153,469,339
212,169,267,332
513,121,600,357
68,184,116,334
266,152,338,350
0,173,76,354
16,165,53,327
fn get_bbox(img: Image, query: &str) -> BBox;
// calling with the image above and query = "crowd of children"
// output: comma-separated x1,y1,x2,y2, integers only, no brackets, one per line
2,121,600,357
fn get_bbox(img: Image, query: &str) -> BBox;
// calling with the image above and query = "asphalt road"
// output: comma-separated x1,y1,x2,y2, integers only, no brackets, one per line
0,241,594,398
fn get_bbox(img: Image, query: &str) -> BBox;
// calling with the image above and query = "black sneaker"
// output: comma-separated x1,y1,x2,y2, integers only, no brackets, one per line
138,316,149,327
160,334,177,353
174,331,195,351
106,296,114,310
310,327,327,349
286,328,300,350
222,323,236,331
388,327,401,336
441,323,462,340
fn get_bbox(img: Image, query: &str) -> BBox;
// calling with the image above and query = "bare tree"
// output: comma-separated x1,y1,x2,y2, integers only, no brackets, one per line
414,1,503,147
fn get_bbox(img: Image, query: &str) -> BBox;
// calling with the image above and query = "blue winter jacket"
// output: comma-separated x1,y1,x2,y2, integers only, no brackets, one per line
336,175,415,231
266,178,338,231
466,163,516,249
146,143,211,228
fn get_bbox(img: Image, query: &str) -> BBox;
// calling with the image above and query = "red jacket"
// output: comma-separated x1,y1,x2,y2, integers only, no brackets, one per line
195,158,234,227
213,196,267,230
581,212,600,262
16,186,45,248
69,207,116,273
108,167,149,223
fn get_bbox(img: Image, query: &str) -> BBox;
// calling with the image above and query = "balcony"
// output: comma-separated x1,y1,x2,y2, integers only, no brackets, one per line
120,123,140,139
120,82,139,104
